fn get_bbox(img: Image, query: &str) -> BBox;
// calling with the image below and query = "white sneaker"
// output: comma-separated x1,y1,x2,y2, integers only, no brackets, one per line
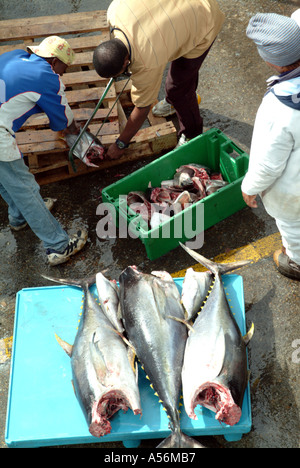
176,134,191,148
152,98,176,117
152,94,201,118
47,229,88,266
44,197,57,211
9,221,28,231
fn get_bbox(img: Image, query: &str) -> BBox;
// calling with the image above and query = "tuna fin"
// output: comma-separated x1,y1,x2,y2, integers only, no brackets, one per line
127,346,138,377
180,242,251,275
157,430,206,448
117,302,123,321
243,322,255,346
108,324,137,355
167,315,194,333
42,274,96,289
54,333,73,357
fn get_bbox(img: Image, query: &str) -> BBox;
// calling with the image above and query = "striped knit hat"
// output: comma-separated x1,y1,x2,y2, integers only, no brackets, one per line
247,9,300,66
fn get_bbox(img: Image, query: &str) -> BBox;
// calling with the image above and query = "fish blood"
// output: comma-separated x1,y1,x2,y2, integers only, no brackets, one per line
196,384,242,426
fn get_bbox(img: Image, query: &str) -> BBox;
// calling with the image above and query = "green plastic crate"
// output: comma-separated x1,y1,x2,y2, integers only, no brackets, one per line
101,128,249,260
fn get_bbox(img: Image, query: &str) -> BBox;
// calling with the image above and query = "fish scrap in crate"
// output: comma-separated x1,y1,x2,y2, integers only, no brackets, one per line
127,163,228,229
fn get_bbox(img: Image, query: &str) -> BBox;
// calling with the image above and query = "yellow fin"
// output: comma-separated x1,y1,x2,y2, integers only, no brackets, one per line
167,315,194,333
54,333,73,357
243,322,255,346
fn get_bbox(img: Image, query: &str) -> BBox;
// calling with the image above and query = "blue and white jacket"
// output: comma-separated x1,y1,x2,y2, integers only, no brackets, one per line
242,70,300,221
0,50,74,161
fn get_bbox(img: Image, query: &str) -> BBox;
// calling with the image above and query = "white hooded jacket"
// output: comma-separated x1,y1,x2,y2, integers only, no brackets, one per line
242,75,300,221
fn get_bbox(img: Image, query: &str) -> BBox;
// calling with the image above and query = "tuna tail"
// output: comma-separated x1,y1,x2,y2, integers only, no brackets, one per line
157,429,205,449
179,243,251,275
41,274,96,290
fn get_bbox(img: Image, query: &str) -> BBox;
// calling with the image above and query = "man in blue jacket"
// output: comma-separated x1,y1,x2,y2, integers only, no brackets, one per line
0,36,87,266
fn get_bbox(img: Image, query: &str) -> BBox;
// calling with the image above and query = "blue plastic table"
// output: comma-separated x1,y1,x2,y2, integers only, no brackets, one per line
5,275,252,448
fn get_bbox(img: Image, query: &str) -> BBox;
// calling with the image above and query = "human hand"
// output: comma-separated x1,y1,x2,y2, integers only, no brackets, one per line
242,192,258,208
106,142,126,160
64,119,82,135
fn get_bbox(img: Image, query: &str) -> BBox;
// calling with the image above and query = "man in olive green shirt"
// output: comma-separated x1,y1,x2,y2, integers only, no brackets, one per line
93,0,225,158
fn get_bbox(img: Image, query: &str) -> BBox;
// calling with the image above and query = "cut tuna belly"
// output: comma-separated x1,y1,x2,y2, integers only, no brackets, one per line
191,382,242,426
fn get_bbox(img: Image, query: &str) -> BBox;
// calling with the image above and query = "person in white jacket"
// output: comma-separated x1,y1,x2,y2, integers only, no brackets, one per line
242,10,300,281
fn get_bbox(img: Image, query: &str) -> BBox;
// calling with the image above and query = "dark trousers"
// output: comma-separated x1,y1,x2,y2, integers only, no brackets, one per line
165,45,212,139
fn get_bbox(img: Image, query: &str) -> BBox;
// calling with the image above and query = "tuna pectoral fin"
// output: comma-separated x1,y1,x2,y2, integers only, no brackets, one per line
157,431,205,449
107,324,137,356
167,315,194,333
42,273,96,289
55,333,73,357
243,322,255,346
179,243,251,275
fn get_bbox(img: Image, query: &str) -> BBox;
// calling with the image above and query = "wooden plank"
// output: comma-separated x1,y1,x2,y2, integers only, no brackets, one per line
62,51,95,69
0,12,108,42
115,79,132,94
0,10,106,29
16,121,119,150
62,70,107,87
22,107,118,130
117,101,128,133
148,102,167,126
65,33,109,51
65,86,116,106
28,153,69,172
0,33,109,55
100,122,177,146
0,20,107,42
20,139,66,155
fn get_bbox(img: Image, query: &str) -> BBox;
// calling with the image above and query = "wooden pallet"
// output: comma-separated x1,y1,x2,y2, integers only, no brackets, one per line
0,11,177,185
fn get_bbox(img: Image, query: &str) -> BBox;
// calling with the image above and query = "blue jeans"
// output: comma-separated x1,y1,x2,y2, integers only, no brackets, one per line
0,158,69,252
